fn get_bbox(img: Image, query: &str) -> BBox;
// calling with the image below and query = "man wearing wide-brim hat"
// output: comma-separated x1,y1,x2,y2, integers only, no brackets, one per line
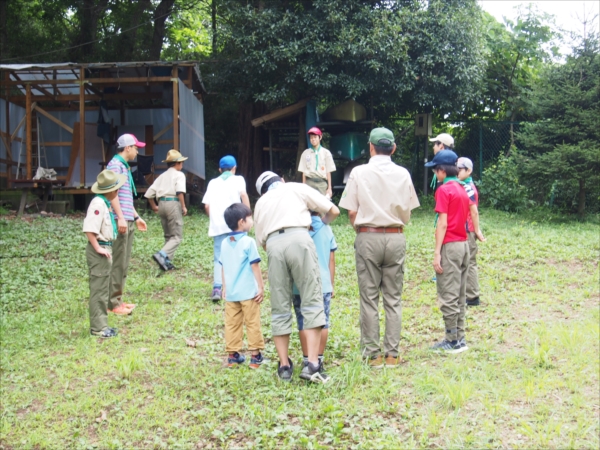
145,149,189,271
83,170,127,338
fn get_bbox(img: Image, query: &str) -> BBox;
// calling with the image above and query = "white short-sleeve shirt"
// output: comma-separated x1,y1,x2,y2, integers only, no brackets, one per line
202,174,247,237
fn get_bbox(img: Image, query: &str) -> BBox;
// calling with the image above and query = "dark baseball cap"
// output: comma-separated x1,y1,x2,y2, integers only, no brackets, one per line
424,149,458,167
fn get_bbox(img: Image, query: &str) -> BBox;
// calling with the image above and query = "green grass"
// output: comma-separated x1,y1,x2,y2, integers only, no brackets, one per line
1,206,598,449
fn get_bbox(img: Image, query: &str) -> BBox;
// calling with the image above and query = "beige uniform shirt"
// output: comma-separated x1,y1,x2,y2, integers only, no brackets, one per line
83,196,115,242
339,155,420,227
297,146,336,179
144,167,186,199
254,182,335,247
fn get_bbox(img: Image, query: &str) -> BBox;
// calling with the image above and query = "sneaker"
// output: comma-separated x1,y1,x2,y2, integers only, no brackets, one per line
458,337,469,351
300,361,330,384
249,352,265,369
385,354,402,368
123,302,136,309
277,359,294,382
368,355,384,369
211,287,222,302
91,327,118,338
227,352,246,368
430,339,467,354
152,252,169,271
166,261,176,271
109,304,133,316
466,297,480,306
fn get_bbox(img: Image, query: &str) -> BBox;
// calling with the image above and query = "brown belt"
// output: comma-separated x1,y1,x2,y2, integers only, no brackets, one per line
357,227,403,233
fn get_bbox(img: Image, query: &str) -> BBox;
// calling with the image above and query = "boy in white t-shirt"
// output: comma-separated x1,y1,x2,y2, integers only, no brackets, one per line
202,155,250,301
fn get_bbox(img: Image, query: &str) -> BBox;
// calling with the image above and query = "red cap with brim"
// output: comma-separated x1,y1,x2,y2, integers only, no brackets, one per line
117,133,146,148
307,127,322,137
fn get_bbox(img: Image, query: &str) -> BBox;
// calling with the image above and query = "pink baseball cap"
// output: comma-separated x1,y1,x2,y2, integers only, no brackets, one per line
307,127,322,137
117,133,146,148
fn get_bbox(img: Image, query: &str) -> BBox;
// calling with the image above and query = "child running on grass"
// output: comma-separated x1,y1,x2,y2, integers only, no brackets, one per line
292,211,337,368
425,150,470,353
457,157,486,306
220,203,266,368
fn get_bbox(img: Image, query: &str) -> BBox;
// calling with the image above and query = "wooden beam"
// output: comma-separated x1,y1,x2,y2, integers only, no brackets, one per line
41,142,71,147
4,89,11,163
0,76,172,87
26,85,32,179
4,93,163,103
172,66,179,150
155,139,173,145
10,102,37,141
33,105,74,134
153,123,172,142
251,98,310,127
79,68,85,187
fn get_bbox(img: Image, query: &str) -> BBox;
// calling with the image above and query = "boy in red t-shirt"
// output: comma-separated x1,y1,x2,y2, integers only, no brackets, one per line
457,157,486,307
425,150,470,353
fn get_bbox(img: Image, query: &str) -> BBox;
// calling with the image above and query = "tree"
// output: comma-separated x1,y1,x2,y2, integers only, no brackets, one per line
518,32,600,217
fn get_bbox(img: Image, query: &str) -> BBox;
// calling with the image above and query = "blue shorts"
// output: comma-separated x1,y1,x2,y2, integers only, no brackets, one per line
293,292,331,331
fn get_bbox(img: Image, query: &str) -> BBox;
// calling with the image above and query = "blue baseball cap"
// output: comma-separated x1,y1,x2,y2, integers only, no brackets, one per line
219,155,237,170
424,149,458,167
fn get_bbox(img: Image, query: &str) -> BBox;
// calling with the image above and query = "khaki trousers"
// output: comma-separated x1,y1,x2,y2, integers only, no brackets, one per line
267,229,325,336
87,243,112,332
355,232,406,358
305,177,328,195
466,232,480,300
109,221,135,310
158,200,183,260
436,240,469,341
224,300,265,353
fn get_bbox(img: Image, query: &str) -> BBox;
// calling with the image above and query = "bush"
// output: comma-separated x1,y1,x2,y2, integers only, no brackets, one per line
477,151,533,212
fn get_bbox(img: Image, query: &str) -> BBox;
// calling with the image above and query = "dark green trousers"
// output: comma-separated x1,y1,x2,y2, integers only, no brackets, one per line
87,242,112,332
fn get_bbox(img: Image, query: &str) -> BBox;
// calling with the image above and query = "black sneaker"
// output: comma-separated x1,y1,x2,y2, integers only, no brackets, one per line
152,252,169,271
299,361,330,384
165,261,176,271
277,359,294,382
91,327,118,338
430,339,467,354
458,337,469,351
466,297,480,306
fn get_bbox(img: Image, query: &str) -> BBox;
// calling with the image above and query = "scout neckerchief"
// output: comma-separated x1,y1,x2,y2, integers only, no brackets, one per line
433,176,461,228
219,170,233,181
462,176,473,184
96,194,117,239
114,154,137,197
311,144,321,171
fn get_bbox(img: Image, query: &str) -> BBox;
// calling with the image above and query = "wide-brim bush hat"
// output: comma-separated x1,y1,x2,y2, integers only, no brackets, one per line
92,170,127,194
162,149,188,163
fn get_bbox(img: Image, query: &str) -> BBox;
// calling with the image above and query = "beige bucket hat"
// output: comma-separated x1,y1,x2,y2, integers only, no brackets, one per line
92,170,127,194
162,149,188,163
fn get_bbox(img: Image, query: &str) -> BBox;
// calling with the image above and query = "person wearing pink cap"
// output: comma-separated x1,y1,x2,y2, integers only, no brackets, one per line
298,127,336,198
106,134,148,315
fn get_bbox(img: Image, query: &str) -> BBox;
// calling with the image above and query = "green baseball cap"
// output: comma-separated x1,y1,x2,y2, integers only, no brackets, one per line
369,127,395,147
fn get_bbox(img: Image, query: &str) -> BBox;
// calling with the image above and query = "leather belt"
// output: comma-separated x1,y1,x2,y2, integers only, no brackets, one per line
357,227,403,233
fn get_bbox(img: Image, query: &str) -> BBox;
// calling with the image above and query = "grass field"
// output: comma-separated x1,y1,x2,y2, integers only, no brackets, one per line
1,204,598,449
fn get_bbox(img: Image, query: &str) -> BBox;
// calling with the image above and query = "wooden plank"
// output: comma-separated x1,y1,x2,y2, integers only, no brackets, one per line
33,105,74,134
79,68,85,186
3,93,163,103
172,66,179,150
26,85,32,179
66,122,80,184
155,139,173,145
40,141,71,147
251,98,309,127
145,126,154,155
153,123,172,142
0,77,173,86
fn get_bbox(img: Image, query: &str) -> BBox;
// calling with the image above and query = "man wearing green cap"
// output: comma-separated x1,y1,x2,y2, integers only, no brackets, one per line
339,127,420,368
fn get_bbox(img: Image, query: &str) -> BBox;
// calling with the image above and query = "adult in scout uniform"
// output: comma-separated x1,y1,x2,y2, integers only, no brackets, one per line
297,127,336,198
339,127,420,368
83,170,127,338
254,171,340,383
107,134,148,315
145,149,188,271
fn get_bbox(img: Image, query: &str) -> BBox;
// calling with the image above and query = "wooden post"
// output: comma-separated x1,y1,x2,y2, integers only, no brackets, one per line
79,68,85,186
4,85,10,184
172,66,179,150
25,84,32,179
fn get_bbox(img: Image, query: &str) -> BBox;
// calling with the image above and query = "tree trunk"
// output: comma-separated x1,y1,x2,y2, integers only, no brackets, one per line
119,0,152,61
68,0,109,62
149,0,176,60
295,111,306,182
577,178,586,219
211,0,217,55
238,101,266,192
0,0,7,59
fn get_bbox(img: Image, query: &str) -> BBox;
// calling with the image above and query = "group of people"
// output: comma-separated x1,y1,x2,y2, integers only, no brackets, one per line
83,126,484,384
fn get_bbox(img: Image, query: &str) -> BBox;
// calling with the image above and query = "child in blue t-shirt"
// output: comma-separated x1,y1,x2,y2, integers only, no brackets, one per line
220,203,265,368
292,212,337,367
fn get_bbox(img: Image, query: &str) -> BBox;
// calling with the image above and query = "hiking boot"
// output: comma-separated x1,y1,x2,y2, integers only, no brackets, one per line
430,339,467,354
227,352,246,368
249,352,266,369
300,361,330,384
152,252,169,271
109,304,133,316
277,359,294,382
211,287,222,302
466,297,480,306
91,327,118,338
385,354,402,368
368,355,384,369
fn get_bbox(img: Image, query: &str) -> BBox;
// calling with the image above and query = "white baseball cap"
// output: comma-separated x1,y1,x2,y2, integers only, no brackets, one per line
255,171,279,195
429,133,454,148
117,133,146,148
457,157,473,170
